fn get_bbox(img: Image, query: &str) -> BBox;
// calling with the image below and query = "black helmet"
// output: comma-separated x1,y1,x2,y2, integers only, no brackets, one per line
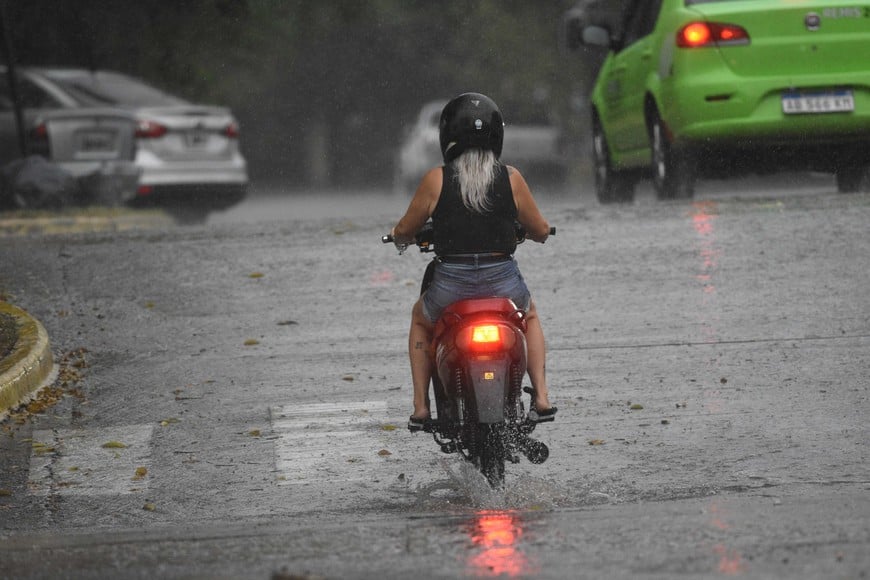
439,93,504,163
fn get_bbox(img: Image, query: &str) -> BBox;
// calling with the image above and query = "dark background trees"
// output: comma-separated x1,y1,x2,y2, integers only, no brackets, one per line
4,0,593,188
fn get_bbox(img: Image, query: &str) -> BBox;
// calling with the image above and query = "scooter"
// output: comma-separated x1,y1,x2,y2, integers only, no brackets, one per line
383,222,555,487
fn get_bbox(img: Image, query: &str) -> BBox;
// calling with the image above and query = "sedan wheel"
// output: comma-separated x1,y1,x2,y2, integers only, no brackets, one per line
593,118,636,204
835,164,870,193
650,112,695,200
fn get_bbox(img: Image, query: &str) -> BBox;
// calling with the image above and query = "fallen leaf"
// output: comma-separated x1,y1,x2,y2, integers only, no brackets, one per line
32,441,55,455
248,429,261,437
378,449,392,456
342,375,354,382
244,339,260,346
381,424,397,431
159,418,180,427
630,404,644,410
248,272,264,279
143,503,156,512
144,301,155,309
102,441,127,449
0,489,11,496
132,467,148,481
588,439,606,446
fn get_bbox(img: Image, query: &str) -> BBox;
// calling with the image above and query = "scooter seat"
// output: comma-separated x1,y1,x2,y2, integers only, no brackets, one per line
442,297,519,318
435,297,526,339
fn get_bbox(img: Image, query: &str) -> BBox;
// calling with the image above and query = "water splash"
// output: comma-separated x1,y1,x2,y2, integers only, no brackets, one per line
414,458,569,510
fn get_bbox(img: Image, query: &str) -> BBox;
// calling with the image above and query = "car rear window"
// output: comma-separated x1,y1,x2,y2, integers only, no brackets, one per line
0,76,65,109
41,70,187,107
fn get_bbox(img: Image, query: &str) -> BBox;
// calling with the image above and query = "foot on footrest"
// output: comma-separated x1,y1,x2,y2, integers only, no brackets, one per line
408,415,428,432
528,406,558,423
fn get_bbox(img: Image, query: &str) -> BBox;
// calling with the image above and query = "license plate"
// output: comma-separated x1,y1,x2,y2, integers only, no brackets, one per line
186,129,208,147
782,90,854,115
77,130,116,152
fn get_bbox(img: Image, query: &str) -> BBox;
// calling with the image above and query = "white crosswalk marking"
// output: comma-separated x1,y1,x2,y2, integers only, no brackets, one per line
270,401,395,485
27,425,153,496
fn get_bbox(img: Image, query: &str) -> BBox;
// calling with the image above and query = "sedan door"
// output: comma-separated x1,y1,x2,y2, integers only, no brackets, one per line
601,0,663,160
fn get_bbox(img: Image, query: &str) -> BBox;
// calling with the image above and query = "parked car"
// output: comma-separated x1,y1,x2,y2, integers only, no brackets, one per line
569,0,870,203
1,66,248,219
1,66,139,207
394,100,444,194
1,65,77,166
394,99,566,194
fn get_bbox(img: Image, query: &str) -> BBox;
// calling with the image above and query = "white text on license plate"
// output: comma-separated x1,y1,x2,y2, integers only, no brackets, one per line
78,130,115,152
782,91,854,114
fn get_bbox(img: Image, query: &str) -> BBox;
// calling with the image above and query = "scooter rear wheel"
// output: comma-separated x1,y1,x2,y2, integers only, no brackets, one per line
474,424,506,488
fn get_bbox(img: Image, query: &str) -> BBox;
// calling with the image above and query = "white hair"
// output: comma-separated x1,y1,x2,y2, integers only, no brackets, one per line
453,149,500,214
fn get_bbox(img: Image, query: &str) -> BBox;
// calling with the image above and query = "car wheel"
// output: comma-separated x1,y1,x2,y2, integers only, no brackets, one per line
650,111,695,200
166,205,210,225
592,116,636,204
835,164,869,193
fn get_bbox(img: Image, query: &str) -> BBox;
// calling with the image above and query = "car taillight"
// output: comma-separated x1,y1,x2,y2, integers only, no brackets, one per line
28,122,50,157
223,122,239,139
677,22,749,48
135,120,167,139
31,122,48,141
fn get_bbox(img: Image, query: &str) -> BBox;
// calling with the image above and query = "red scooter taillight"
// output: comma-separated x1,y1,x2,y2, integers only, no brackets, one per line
472,325,500,345
457,323,515,353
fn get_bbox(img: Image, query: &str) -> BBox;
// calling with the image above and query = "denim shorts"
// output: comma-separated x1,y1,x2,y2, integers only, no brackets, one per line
421,258,531,323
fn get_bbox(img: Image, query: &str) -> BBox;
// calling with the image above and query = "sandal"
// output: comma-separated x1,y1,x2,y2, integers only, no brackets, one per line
528,406,558,423
408,415,428,432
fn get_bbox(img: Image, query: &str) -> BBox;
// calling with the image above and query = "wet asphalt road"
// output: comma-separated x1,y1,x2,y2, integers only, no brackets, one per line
0,176,868,579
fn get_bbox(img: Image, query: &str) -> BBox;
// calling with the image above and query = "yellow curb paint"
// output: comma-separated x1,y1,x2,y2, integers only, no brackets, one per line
0,302,54,417
0,209,171,237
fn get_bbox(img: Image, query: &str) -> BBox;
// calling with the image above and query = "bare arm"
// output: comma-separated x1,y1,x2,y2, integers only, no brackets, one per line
392,167,442,244
509,166,550,243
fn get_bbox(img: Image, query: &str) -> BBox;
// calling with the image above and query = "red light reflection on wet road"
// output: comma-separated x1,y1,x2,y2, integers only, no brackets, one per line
466,510,533,577
691,201,720,296
714,543,748,575
688,202,748,576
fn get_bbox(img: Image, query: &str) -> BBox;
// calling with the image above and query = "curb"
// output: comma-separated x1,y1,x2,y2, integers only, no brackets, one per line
0,302,54,418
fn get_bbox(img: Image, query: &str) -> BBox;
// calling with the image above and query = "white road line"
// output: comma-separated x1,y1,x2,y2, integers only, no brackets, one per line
28,425,153,496
270,401,396,485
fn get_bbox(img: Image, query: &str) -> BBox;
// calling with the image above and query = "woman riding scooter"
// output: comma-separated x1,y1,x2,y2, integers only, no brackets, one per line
391,92,557,429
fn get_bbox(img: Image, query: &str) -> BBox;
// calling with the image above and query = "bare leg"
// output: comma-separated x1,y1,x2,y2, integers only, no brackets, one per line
409,298,434,419
525,300,552,410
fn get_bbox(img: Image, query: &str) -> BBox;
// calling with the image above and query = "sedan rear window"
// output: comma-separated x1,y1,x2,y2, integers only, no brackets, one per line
41,70,188,107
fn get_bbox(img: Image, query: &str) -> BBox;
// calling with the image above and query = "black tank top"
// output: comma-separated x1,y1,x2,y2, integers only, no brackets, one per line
432,164,518,256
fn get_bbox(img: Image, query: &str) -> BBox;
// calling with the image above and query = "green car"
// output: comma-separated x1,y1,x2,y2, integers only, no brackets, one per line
575,0,870,202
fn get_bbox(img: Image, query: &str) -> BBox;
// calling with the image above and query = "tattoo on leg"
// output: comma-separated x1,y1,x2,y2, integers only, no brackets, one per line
415,341,425,350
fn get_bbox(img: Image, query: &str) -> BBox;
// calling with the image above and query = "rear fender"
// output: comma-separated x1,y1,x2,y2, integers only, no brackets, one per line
467,356,512,424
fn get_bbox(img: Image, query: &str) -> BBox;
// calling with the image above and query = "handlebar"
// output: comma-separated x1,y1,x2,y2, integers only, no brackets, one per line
383,223,555,251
